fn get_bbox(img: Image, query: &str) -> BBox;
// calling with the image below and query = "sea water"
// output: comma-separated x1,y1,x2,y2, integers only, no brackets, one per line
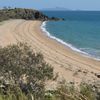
41,11,100,60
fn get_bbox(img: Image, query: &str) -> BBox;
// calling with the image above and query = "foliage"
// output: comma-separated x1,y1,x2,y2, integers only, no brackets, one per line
0,8,48,22
80,82,96,100
0,43,99,100
0,43,53,100
44,81,97,100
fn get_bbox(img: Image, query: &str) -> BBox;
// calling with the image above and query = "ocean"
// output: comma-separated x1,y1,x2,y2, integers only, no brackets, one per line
41,11,100,60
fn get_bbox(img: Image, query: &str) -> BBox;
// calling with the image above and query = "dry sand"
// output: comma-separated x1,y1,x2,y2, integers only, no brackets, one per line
0,19,100,87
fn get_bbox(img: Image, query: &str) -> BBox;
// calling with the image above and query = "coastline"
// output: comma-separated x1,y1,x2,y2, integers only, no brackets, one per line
0,19,100,85
41,21,100,61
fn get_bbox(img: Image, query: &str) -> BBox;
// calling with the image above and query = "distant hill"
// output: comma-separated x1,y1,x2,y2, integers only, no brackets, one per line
41,7,71,11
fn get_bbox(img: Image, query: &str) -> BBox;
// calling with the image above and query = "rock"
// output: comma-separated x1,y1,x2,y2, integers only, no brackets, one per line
96,74,100,78
49,17,65,21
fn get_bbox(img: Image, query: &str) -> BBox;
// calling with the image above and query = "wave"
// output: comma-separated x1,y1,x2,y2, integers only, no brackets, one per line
80,48,100,60
41,21,100,61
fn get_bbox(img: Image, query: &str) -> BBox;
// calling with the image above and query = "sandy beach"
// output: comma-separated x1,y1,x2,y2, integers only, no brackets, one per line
0,19,100,85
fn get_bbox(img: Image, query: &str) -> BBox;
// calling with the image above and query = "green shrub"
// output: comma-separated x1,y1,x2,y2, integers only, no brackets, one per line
80,83,96,100
0,43,53,100
0,43,98,100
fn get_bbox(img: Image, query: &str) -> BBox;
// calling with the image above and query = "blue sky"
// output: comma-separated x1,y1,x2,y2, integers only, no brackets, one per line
0,0,100,11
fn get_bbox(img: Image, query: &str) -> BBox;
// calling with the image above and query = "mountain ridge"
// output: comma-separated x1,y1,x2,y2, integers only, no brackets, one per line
41,7,71,11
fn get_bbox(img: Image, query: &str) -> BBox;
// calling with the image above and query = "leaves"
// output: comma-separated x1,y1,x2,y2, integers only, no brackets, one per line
0,43,53,100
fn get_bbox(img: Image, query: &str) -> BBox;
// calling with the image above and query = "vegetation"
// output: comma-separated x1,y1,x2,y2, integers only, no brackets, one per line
0,8,49,22
0,7,64,22
0,43,53,100
0,43,99,100
44,81,100,100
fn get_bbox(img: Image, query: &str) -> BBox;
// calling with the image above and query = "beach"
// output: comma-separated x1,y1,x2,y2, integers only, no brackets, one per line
0,19,100,85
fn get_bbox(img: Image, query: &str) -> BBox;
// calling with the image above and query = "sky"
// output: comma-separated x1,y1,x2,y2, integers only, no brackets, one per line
0,0,100,11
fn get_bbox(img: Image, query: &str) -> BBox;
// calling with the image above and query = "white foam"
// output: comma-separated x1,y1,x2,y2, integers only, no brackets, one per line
41,21,100,61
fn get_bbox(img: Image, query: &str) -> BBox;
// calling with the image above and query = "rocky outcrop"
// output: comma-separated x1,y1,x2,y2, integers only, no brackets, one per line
0,8,64,22
49,17,65,21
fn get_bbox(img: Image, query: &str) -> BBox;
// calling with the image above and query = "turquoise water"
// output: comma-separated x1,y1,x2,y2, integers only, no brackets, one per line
42,11,100,60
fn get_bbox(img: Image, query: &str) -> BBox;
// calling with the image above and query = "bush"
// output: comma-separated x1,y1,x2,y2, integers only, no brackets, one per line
0,43,53,100
80,82,96,100
0,43,99,100
44,81,97,100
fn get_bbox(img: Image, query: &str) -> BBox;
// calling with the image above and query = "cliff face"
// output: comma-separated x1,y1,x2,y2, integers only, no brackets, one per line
0,8,64,22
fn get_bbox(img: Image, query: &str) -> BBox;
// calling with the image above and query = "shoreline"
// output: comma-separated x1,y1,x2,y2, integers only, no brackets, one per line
41,21,100,61
38,21,100,69
0,19,100,84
